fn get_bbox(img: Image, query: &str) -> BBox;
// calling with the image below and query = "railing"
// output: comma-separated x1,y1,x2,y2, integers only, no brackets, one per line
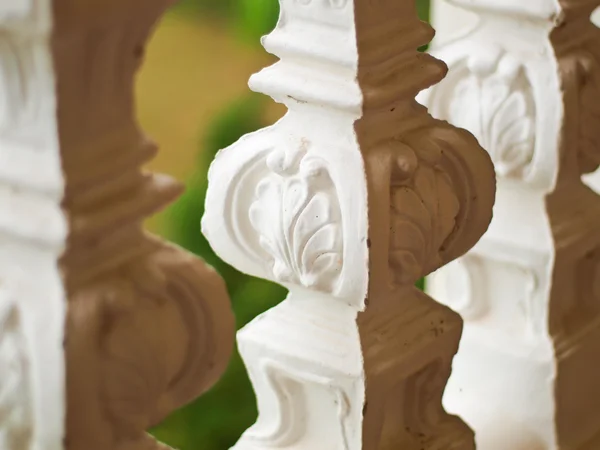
0,1,235,449
202,0,494,448
424,0,600,448
0,0,598,449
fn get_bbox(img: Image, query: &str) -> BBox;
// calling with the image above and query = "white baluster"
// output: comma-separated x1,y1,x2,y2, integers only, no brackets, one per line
203,0,495,448
0,2,67,449
423,0,600,448
0,1,237,449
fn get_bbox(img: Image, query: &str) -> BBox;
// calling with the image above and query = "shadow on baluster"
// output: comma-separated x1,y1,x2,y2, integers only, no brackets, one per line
51,0,235,449
202,0,496,448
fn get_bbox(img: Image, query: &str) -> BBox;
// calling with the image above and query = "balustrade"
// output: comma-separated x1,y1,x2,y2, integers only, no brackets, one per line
424,0,600,448
0,2,66,449
203,0,495,448
10,0,600,447
0,1,235,449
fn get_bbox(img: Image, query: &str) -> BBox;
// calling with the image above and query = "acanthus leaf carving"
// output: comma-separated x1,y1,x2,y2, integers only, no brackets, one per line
425,48,536,180
388,139,461,285
245,143,343,293
387,122,495,286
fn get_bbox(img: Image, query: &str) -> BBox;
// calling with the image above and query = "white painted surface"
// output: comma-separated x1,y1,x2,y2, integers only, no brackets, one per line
0,1,67,449
425,0,600,448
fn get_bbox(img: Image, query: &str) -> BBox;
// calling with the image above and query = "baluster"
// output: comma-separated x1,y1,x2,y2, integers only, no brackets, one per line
0,1,238,449
422,0,600,448
202,0,495,448
0,2,67,449
57,1,236,448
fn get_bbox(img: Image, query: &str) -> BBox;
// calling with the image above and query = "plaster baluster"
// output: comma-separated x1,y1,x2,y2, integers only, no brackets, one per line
0,1,67,449
52,1,235,449
203,0,496,448
423,0,600,447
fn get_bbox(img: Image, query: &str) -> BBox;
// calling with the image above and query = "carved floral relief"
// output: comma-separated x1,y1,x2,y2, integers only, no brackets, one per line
426,49,536,179
386,122,495,287
249,145,343,292
388,140,460,285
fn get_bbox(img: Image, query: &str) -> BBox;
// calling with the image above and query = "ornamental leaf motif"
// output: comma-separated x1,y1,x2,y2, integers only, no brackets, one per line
387,123,493,286
249,145,343,292
446,52,535,178
389,159,460,285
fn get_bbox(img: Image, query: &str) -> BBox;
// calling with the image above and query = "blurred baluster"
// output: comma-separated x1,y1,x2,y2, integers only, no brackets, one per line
0,1,236,449
0,2,66,449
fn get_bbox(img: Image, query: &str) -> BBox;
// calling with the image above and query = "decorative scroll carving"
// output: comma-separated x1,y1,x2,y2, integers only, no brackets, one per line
203,0,495,448
425,0,600,448
51,1,235,449
241,358,353,448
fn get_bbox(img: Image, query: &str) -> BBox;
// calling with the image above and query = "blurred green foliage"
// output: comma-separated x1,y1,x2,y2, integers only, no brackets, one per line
173,0,280,44
235,0,281,44
155,0,430,448
153,92,287,450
